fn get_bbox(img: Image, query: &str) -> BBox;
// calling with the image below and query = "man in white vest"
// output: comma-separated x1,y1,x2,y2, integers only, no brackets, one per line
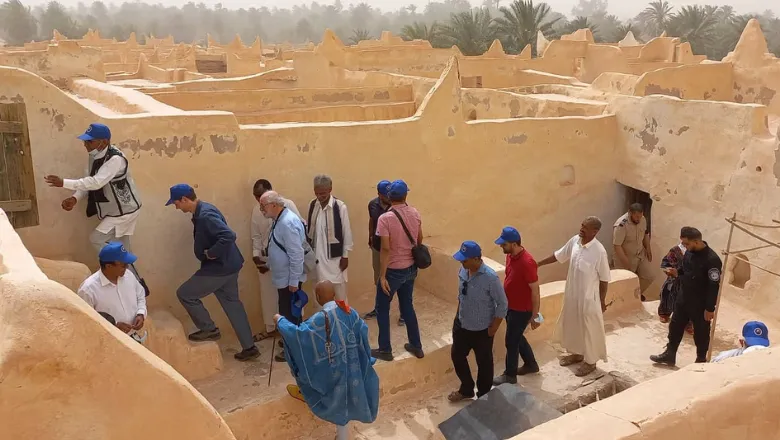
45,123,143,279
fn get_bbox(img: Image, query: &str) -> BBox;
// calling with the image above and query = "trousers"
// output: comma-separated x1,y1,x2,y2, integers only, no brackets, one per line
667,300,711,360
452,322,494,398
504,310,537,377
177,272,255,350
278,282,303,325
375,266,421,352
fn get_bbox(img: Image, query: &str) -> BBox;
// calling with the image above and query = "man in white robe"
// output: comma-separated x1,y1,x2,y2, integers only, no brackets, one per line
250,179,302,340
537,216,611,377
306,174,353,309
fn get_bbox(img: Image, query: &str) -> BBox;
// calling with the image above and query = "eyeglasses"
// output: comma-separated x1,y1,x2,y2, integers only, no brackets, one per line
461,280,468,296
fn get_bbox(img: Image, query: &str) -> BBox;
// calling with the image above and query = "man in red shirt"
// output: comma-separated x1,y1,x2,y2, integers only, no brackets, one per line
493,226,541,385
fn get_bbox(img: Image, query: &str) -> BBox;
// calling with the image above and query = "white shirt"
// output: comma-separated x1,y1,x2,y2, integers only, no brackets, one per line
250,197,302,259
711,345,767,363
554,235,611,364
78,269,147,329
311,197,353,284
63,148,140,237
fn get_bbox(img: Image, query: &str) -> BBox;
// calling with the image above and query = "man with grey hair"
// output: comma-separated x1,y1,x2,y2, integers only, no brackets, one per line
537,216,611,377
259,190,308,361
306,174,353,306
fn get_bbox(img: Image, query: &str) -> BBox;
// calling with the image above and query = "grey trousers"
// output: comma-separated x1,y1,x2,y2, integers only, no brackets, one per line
177,272,255,350
90,229,139,279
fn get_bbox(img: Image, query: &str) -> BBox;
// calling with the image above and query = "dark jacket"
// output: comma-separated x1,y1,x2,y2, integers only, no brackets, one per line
192,201,244,276
368,197,389,252
678,243,722,312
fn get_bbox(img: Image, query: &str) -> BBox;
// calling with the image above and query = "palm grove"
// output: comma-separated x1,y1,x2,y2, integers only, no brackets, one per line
1,0,778,60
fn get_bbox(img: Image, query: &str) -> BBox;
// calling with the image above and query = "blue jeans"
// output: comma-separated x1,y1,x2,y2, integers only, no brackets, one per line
376,265,421,352
504,310,538,377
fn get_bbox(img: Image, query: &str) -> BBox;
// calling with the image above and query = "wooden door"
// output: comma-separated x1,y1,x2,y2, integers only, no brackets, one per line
0,102,39,228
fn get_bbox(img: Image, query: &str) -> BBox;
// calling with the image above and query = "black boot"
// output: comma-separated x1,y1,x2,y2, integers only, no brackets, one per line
650,349,677,366
694,357,707,363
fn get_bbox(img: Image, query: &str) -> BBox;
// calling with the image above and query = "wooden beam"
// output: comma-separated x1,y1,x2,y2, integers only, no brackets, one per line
0,199,31,212
0,121,23,134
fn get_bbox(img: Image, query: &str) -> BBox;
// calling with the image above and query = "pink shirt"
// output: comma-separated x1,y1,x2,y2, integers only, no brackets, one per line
376,204,421,269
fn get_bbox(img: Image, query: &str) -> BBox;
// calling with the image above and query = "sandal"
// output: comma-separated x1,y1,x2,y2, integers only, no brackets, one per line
575,363,597,377
252,330,277,342
559,354,584,366
287,384,305,402
447,390,474,403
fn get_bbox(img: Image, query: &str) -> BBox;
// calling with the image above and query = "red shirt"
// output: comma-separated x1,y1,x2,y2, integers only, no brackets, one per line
504,249,538,312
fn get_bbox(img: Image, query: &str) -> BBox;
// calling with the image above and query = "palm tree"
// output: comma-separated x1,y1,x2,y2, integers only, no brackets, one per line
440,8,496,56
400,21,442,46
638,0,673,38
493,0,559,56
562,16,599,38
348,28,372,45
0,0,38,45
667,5,717,55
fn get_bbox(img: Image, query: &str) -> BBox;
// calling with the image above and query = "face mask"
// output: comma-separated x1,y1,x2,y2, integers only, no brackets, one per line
88,148,101,157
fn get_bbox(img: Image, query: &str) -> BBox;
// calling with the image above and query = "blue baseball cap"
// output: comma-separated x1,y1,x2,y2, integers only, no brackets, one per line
291,289,309,318
77,123,111,141
742,321,769,347
387,179,409,199
166,183,194,205
453,241,482,262
377,180,391,196
495,226,521,245
98,242,137,264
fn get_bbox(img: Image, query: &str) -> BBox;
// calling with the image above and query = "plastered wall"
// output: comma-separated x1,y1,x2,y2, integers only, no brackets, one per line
1,60,626,335
0,42,105,87
462,88,606,120
0,210,236,440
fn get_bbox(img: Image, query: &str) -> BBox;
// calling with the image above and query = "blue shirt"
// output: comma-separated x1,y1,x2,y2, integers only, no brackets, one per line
457,264,508,331
191,201,244,276
267,208,308,289
277,301,380,426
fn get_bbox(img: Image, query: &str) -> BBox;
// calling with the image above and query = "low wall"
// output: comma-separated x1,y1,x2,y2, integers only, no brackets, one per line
514,347,780,439
72,78,185,114
462,88,607,119
0,210,236,440
237,102,416,124
147,85,414,113
634,62,733,101
173,68,299,91
0,42,105,87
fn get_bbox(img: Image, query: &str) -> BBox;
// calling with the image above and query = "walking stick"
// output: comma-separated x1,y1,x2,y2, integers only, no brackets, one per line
706,213,736,361
268,335,276,387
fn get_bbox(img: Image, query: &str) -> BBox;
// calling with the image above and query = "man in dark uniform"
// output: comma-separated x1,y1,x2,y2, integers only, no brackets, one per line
650,227,722,365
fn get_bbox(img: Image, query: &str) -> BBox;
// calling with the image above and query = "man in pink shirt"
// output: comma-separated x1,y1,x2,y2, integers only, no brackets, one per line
371,180,424,361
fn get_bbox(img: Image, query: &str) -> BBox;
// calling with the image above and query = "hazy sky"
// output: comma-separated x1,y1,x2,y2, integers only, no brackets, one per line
37,0,778,20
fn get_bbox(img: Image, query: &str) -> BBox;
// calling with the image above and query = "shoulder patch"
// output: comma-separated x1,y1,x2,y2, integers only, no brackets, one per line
708,268,721,282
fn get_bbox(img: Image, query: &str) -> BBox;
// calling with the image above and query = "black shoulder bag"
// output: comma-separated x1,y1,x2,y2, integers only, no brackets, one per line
390,209,431,269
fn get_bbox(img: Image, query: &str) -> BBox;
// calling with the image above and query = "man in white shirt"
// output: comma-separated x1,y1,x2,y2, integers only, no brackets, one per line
45,123,143,279
537,216,611,377
78,242,147,338
306,175,353,307
250,179,302,340
711,321,770,363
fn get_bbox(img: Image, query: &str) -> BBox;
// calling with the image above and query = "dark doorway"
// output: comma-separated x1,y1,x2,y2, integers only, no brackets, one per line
620,183,652,236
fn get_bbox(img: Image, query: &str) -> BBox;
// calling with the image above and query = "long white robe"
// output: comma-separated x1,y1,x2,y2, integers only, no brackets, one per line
311,197,353,286
553,235,611,364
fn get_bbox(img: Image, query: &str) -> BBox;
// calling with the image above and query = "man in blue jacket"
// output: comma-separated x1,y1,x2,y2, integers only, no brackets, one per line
167,183,259,361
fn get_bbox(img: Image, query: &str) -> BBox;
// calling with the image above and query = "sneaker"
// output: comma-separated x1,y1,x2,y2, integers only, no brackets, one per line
188,328,221,342
234,346,260,361
517,364,540,375
650,350,677,366
404,343,424,359
398,318,406,326
275,349,286,362
493,374,517,385
371,348,394,361
363,310,378,320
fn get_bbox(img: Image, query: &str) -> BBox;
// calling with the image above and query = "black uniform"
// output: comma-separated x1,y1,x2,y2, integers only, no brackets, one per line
666,242,722,360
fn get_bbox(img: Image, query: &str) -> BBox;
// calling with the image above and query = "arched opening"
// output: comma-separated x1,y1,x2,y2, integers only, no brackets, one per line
467,109,477,121
729,253,751,288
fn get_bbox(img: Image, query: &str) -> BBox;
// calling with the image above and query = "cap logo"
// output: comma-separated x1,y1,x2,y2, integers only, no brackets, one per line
461,245,467,253
120,245,126,253
754,328,763,336
86,126,93,132
708,268,720,282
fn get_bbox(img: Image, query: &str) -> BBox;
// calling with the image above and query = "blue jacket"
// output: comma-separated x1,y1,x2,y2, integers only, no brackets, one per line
278,301,380,426
191,201,244,276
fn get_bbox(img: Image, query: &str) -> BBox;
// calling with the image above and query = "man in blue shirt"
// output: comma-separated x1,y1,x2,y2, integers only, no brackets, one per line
258,190,308,361
448,241,508,402
167,184,259,361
